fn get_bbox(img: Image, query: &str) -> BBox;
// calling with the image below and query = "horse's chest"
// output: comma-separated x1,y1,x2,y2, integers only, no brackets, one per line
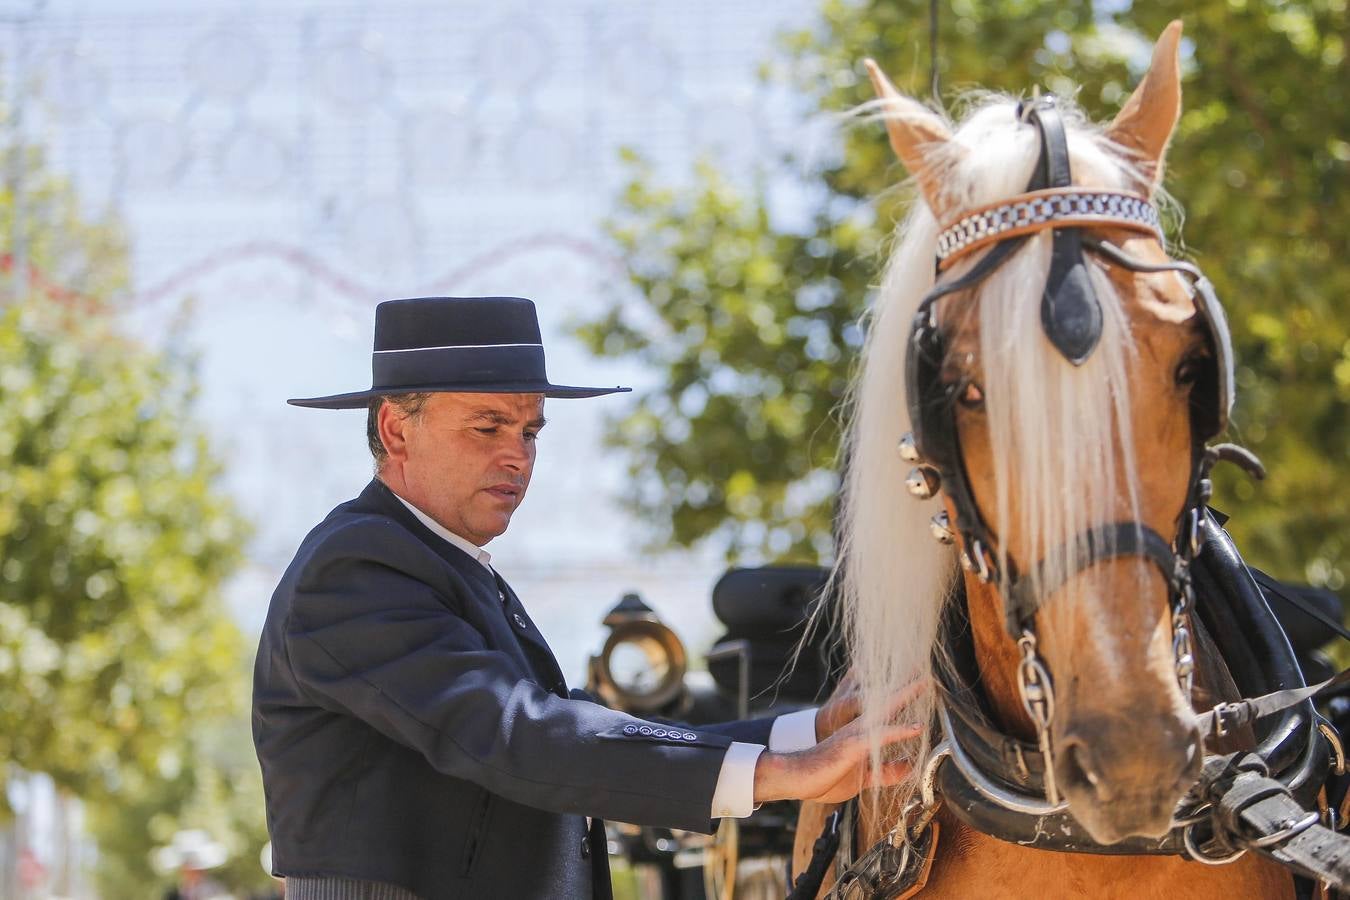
912,815,1294,900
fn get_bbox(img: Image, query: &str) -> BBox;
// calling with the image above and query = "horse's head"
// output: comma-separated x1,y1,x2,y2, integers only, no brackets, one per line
847,22,1232,843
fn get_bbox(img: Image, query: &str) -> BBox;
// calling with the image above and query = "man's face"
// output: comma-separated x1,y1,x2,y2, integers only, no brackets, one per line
396,392,545,546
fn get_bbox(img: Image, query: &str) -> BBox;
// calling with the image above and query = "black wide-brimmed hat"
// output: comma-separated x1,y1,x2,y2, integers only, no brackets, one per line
288,296,630,409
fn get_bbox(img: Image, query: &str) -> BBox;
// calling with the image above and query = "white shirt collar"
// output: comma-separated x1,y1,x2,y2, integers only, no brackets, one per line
390,492,493,572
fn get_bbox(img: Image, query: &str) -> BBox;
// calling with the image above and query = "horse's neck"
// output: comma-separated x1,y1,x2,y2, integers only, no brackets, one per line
962,572,1036,739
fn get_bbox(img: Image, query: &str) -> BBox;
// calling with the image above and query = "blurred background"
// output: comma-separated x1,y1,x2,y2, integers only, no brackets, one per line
0,0,1344,896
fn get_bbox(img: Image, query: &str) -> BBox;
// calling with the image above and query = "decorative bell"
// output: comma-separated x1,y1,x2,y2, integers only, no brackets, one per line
897,432,921,462
929,511,955,545
905,466,941,499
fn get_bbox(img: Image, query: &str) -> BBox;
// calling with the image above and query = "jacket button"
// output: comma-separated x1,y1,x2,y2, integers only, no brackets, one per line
580,836,590,859
512,613,527,628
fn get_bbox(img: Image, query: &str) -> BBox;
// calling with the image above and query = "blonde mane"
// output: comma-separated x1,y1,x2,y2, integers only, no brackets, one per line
836,94,1157,811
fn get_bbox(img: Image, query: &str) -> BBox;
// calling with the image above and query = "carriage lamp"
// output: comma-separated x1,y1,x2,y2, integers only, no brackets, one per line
589,593,688,713
906,465,942,499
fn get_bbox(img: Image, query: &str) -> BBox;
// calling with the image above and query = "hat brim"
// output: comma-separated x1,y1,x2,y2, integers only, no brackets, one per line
288,382,631,409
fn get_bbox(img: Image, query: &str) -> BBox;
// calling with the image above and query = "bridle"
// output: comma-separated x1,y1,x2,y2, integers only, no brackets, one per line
898,94,1239,807
789,94,1350,900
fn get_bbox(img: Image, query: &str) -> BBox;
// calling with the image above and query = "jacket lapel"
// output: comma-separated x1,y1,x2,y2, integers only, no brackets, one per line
360,479,569,696
493,573,568,696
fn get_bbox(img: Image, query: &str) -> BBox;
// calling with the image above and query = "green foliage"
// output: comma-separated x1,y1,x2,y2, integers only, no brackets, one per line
0,301,267,895
581,153,876,561
0,124,268,894
0,304,238,788
0,133,130,306
581,0,1349,595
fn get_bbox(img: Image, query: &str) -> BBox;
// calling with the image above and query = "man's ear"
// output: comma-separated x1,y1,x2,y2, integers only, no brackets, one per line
377,400,411,464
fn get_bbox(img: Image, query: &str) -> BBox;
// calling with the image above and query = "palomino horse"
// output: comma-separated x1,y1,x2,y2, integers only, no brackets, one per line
794,21,1309,899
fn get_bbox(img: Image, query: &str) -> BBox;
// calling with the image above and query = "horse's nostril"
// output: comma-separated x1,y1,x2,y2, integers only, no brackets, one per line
1060,741,1108,798
1173,737,1203,790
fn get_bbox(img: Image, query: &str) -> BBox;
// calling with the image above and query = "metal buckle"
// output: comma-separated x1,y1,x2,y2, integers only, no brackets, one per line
1182,822,1248,865
1318,721,1347,777
1244,811,1319,850
1211,701,1246,739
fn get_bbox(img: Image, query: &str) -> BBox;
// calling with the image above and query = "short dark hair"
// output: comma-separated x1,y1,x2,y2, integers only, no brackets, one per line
366,392,432,467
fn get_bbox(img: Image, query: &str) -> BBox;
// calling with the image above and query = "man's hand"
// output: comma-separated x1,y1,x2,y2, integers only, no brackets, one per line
752,716,923,806
814,672,926,743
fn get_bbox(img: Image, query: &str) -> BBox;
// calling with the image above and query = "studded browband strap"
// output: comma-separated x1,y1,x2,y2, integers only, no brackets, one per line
936,187,1163,270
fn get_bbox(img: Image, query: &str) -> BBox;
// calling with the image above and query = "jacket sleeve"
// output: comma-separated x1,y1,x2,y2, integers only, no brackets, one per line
697,716,777,745
283,519,731,833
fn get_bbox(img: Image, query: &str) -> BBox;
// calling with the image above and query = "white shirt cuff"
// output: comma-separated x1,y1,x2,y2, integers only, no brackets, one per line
710,741,765,819
768,707,819,752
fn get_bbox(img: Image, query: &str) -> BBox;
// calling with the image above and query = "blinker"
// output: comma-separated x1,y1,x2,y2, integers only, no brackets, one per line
1193,275,1236,437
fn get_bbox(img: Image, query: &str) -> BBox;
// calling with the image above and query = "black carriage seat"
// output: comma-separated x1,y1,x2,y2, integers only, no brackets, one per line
706,565,843,704
1250,568,1345,684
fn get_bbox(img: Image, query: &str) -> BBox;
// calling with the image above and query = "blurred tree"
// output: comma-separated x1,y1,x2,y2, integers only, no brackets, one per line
580,0,1349,597
0,135,267,892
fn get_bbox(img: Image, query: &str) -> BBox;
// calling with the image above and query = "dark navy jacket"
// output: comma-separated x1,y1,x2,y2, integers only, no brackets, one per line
252,480,776,899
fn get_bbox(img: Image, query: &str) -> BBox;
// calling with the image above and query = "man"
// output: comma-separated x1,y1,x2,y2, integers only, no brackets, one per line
253,296,917,899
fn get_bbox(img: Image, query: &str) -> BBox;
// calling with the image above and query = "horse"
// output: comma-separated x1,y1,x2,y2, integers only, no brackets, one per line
792,21,1321,899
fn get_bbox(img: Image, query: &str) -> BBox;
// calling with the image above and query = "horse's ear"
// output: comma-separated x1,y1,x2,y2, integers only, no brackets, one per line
863,58,956,216
1107,20,1184,189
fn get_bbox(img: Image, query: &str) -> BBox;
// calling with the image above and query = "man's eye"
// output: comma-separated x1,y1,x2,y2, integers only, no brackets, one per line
524,431,539,442
476,427,498,435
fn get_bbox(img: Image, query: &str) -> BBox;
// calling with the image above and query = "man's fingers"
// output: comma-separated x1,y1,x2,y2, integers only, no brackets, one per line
833,692,862,722
883,677,930,720
881,722,924,744
826,676,929,738
867,759,914,789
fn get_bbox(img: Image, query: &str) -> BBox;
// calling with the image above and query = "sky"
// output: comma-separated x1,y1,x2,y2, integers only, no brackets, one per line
5,0,831,683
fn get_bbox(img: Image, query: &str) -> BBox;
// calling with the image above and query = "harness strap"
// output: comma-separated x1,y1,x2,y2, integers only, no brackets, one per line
1196,669,1350,740
1007,522,1177,637
1207,755,1350,886
787,809,843,900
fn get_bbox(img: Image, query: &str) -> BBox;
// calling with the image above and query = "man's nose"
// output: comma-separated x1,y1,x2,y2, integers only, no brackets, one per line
499,433,532,469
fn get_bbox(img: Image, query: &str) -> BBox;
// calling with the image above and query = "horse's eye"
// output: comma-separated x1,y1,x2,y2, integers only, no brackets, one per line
1175,354,1209,387
956,381,985,410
